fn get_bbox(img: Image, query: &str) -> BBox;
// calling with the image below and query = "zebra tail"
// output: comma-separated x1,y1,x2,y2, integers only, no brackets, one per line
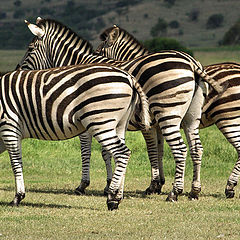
132,78,151,130
195,67,225,94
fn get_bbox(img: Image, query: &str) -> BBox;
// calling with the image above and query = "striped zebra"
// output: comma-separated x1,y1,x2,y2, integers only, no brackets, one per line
97,25,240,199
17,18,223,202
0,64,150,210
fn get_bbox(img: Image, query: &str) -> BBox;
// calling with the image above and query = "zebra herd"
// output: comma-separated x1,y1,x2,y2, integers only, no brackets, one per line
1,17,240,210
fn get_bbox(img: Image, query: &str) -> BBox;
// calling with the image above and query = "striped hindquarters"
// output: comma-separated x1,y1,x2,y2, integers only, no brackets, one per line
201,62,240,130
0,64,138,141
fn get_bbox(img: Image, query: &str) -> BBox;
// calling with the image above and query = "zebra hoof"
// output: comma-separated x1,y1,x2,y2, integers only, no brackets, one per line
75,180,90,195
107,200,119,211
9,193,25,206
74,187,85,195
103,179,111,196
145,180,162,195
166,191,178,202
225,188,235,198
188,187,201,200
188,191,199,200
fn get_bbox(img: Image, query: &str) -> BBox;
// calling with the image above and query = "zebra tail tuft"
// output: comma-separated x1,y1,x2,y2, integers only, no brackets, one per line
195,67,225,93
133,78,151,130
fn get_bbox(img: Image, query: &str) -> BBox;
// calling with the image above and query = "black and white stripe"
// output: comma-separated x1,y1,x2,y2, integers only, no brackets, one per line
201,62,240,198
17,18,223,201
1,64,150,210
98,26,240,199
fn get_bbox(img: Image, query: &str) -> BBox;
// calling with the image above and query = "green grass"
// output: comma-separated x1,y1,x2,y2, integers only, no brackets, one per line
1,127,240,239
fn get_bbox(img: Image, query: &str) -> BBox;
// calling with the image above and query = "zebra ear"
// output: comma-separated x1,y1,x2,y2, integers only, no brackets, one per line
36,17,42,24
25,20,45,38
108,26,119,45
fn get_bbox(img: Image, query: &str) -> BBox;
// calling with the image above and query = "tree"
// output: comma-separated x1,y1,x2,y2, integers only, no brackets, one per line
150,18,168,37
221,19,240,45
206,14,224,29
143,37,193,56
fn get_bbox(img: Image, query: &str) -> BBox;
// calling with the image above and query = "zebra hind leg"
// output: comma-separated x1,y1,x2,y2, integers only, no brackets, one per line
75,132,92,195
225,157,240,198
142,127,163,195
101,148,113,196
162,127,187,202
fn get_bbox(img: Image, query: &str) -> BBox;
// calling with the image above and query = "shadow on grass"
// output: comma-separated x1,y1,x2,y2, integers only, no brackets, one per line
1,187,228,201
0,186,150,199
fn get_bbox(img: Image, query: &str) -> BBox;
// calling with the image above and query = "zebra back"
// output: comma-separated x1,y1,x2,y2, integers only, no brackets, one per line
96,27,224,93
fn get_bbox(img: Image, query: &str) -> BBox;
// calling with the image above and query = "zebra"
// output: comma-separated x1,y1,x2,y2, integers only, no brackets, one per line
0,63,151,210
97,25,240,199
17,18,223,202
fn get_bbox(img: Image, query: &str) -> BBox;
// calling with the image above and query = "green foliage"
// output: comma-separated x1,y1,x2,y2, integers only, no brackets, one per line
164,0,176,7
143,37,193,56
206,14,224,29
14,0,22,7
169,20,180,29
187,9,200,22
150,18,168,37
221,19,240,45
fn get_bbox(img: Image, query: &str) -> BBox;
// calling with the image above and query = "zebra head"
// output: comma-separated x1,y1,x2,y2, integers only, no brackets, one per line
96,25,150,61
17,17,93,70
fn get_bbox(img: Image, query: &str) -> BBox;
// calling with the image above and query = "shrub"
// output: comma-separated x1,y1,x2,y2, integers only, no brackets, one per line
14,0,22,7
143,37,193,56
150,18,168,37
187,9,200,22
169,20,180,29
164,0,176,7
206,14,224,29
221,19,240,45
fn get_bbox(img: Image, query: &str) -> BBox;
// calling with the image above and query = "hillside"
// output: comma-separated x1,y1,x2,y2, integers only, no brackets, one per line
0,0,239,49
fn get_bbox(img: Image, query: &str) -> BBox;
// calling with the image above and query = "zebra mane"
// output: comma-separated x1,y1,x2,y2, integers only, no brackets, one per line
37,18,94,54
99,25,148,51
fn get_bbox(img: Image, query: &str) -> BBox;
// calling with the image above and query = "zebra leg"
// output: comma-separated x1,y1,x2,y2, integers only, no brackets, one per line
157,129,165,189
75,132,92,195
215,121,240,198
183,126,203,200
3,138,25,206
101,148,113,196
142,127,163,195
183,83,205,200
160,125,187,202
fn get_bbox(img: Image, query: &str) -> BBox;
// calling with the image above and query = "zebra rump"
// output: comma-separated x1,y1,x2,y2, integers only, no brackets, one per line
0,63,150,210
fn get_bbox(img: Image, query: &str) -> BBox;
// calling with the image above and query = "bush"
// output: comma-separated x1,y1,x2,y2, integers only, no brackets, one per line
150,18,168,37
164,0,176,7
187,9,200,22
14,0,22,7
169,20,180,29
206,14,224,29
221,19,240,45
143,37,193,56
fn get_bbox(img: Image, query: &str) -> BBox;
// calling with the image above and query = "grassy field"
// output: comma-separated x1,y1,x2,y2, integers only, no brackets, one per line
0,48,240,239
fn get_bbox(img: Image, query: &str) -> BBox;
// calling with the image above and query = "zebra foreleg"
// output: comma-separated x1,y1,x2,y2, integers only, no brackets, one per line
142,127,163,195
75,132,92,195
